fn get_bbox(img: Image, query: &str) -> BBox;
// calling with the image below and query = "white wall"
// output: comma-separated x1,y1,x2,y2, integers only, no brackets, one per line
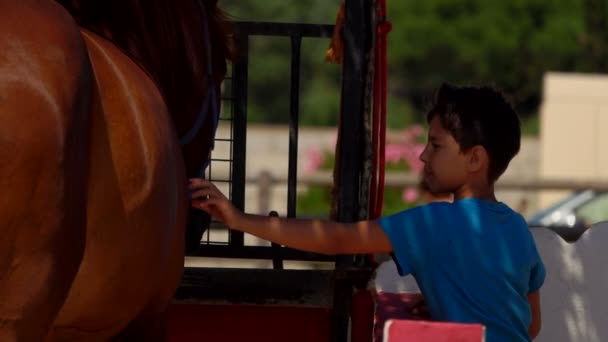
539,72,608,208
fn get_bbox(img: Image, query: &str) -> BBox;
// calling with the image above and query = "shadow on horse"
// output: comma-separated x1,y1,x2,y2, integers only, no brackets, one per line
0,0,231,340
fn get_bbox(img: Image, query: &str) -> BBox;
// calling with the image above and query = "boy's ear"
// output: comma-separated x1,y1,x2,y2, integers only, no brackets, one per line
467,145,488,172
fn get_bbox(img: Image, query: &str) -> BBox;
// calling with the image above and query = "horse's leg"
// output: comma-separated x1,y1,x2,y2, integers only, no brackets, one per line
0,2,92,340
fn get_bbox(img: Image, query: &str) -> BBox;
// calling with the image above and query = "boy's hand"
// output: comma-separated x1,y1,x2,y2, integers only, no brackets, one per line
189,178,242,228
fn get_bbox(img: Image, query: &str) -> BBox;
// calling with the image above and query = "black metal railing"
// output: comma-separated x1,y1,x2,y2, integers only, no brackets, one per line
192,21,336,262
182,2,374,340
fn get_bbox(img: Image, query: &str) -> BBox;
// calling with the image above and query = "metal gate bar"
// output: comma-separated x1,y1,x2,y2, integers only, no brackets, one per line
194,21,335,261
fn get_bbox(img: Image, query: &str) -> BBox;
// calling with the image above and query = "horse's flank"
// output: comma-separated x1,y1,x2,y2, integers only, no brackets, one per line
1,1,232,340
55,0,234,138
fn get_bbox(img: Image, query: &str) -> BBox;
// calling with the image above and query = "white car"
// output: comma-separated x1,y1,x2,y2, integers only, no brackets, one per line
527,190,608,242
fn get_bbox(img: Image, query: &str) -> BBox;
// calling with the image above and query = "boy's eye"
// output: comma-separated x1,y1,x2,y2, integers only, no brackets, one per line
432,143,440,149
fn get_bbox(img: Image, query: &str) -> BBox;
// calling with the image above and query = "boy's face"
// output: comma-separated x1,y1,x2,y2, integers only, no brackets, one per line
419,117,469,194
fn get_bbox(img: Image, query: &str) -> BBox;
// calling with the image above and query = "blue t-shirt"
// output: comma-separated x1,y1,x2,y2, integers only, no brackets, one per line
377,198,545,342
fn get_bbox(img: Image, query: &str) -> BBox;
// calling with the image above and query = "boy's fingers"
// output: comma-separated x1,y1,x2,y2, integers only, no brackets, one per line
190,189,210,199
191,189,226,202
192,191,224,206
188,178,210,189
193,202,209,212
192,200,206,208
192,198,213,209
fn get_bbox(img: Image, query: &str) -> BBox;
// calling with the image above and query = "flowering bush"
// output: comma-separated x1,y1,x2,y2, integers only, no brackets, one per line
298,125,427,216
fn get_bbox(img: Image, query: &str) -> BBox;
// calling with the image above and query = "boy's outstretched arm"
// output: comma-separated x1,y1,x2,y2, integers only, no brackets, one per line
189,178,393,255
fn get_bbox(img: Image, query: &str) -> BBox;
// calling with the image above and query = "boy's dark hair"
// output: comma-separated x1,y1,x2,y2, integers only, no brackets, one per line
427,83,521,183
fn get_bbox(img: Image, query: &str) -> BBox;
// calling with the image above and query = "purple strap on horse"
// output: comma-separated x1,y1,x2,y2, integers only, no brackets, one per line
179,1,219,177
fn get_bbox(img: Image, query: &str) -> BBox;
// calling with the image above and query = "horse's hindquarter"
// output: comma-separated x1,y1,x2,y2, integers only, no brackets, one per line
0,2,91,341
51,31,187,338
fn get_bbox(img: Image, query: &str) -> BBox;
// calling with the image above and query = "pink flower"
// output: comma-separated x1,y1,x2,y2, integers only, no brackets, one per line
407,124,424,139
402,187,419,203
402,143,425,173
385,144,404,163
303,148,325,173
381,125,427,173
402,124,424,143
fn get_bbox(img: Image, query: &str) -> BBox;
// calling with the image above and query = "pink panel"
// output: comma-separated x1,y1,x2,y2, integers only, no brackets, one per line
383,319,485,342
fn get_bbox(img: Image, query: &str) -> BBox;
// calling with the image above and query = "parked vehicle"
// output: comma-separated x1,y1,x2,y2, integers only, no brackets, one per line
528,190,608,242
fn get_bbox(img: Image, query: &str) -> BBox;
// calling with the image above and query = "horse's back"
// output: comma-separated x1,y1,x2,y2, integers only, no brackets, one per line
48,30,188,340
0,1,92,341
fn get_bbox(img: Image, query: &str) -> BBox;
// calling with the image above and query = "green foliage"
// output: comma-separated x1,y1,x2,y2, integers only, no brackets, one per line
223,0,343,127
382,187,420,216
387,97,420,129
385,160,411,172
387,0,585,117
222,0,342,24
296,144,419,217
296,185,419,218
296,185,333,217
521,114,540,136
221,0,607,134
581,0,608,72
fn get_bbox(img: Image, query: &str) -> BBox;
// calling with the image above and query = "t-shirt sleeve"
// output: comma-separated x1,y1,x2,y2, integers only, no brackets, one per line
529,247,546,293
376,205,436,276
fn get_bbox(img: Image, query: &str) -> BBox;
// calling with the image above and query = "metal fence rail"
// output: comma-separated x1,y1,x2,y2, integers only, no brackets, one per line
184,3,375,340
247,170,608,192
193,21,336,262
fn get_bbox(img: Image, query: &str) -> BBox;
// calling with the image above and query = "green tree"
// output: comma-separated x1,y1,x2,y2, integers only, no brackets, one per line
581,0,608,72
221,0,606,131
223,0,343,126
387,0,584,118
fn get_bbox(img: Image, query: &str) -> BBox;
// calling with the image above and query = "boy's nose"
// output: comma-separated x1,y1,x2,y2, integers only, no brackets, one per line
419,146,429,163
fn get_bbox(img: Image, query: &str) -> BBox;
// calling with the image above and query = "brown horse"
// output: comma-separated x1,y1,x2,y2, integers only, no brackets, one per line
0,0,232,340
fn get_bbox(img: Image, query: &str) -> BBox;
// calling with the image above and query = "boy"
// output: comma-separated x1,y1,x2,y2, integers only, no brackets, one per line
189,83,545,342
